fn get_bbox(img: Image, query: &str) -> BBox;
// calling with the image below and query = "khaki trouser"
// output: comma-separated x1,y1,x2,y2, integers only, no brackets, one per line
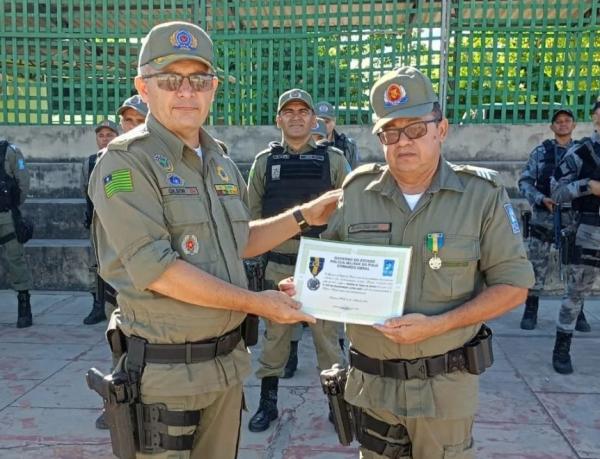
0,219,32,291
359,407,474,459
137,382,244,459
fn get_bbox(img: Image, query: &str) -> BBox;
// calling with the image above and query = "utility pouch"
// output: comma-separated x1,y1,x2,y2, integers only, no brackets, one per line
320,364,354,445
244,258,265,292
560,229,576,265
241,314,259,347
86,367,137,459
465,325,494,375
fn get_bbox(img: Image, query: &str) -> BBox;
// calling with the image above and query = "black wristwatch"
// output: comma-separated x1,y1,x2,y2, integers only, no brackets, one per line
292,208,311,233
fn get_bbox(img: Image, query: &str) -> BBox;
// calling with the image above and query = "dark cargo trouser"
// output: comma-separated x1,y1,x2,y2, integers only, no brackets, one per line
0,219,33,291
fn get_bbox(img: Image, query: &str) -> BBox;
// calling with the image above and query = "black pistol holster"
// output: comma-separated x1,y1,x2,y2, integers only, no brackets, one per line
242,258,266,346
320,364,412,458
87,334,210,457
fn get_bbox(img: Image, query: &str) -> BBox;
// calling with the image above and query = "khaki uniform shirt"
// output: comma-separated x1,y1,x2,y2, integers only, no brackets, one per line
321,158,534,418
89,115,251,397
0,142,30,225
247,139,350,280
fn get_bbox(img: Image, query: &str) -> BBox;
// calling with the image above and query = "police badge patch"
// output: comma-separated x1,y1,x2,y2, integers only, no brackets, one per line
504,203,521,234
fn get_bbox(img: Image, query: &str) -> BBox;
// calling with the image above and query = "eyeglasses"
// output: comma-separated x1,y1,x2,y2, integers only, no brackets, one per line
376,118,440,145
141,72,216,92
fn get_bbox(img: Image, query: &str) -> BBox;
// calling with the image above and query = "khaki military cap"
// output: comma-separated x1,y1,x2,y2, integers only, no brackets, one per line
311,119,328,138
117,95,148,117
95,119,119,134
370,66,438,133
315,101,336,120
139,21,214,71
277,89,314,113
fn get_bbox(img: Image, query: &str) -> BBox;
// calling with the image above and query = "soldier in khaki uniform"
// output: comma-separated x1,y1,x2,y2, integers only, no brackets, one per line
246,89,350,432
88,21,337,459
0,140,33,328
81,119,119,325
316,67,534,458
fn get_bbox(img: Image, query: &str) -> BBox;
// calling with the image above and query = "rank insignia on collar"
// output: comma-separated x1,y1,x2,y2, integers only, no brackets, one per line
170,29,198,50
216,166,230,182
167,173,184,186
181,234,199,255
153,154,173,172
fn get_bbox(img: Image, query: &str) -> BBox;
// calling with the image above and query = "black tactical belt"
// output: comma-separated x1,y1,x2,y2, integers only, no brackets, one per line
267,251,298,265
579,212,600,226
529,224,554,244
127,326,242,365
0,232,16,245
349,325,493,380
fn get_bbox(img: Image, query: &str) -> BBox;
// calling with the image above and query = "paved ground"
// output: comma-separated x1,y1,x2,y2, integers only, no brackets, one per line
0,290,598,459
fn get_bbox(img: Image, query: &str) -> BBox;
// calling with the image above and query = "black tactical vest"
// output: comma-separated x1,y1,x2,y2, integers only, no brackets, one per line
0,141,20,212
571,139,600,213
261,141,332,238
535,139,559,200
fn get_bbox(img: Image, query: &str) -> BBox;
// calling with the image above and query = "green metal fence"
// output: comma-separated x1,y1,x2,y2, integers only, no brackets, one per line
1,0,599,126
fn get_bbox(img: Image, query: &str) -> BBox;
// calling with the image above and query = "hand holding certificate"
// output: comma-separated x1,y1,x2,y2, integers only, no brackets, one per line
292,237,412,325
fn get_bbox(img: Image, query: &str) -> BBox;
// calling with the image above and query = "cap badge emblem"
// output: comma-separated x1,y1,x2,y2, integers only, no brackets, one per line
170,29,198,50
384,83,408,107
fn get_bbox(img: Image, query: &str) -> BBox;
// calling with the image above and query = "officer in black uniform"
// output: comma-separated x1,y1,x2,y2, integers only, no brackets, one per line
246,89,350,432
0,139,33,328
315,100,360,169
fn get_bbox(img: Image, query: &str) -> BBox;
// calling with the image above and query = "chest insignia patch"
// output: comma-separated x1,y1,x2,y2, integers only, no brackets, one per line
215,184,239,196
216,166,230,182
504,203,521,234
153,154,174,172
271,164,281,180
181,234,199,255
348,222,391,234
167,173,184,186
17,159,26,170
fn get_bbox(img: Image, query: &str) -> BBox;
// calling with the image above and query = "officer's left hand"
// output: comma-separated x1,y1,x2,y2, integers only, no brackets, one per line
373,313,443,344
299,189,342,226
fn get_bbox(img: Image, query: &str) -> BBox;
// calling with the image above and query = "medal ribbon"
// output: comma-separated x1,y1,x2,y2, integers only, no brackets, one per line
427,233,445,256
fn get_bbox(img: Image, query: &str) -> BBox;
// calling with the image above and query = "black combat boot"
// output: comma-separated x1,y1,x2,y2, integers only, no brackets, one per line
575,310,591,333
520,295,539,330
248,376,279,432
282,341,299,379
552,331,573,374
83,294,106,325
16,290,32,328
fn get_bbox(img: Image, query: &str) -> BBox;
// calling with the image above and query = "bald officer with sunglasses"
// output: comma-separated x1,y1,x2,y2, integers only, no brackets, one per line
88,21,339,459
317,67,534,458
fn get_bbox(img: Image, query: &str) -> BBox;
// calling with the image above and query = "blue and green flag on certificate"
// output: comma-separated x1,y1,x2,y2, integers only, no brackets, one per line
103,169,133,198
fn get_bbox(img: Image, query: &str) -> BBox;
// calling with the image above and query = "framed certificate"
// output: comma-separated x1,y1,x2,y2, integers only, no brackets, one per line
293,237,412,325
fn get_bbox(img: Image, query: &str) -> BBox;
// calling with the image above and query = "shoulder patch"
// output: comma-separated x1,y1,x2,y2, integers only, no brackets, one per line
450,163,502,187
341,163,383,189
107,125,149,151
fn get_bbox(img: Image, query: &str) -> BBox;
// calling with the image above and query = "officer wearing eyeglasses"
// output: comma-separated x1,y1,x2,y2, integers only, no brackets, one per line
87,21,340,459
316,66,534,458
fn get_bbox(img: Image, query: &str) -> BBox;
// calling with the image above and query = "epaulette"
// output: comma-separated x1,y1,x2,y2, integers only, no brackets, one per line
341,163,383,189
450,163,501,187
324,144,345,158
106,124,149,151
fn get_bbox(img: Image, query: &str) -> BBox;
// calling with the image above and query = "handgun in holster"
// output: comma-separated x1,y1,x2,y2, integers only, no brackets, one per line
521,210,531,239
86,366,137,459
242,258,265,346
320,364,354,446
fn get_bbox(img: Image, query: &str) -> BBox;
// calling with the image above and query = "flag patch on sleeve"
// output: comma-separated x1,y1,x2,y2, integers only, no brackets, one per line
104,169,133,198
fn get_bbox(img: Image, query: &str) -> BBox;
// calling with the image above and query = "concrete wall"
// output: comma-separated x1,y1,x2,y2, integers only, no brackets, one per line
1,122,594,164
